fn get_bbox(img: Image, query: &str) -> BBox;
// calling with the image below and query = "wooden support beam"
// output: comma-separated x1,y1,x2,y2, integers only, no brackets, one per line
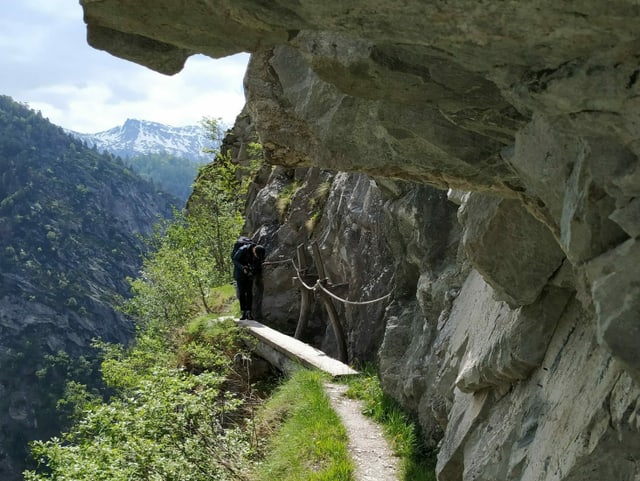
311,241,348,363
294,244,313,340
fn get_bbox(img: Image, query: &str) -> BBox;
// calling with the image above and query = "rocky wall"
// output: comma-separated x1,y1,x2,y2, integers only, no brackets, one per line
80,2,640,479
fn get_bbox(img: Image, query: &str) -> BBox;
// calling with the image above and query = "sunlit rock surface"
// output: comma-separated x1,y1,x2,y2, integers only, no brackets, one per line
81,2,640,479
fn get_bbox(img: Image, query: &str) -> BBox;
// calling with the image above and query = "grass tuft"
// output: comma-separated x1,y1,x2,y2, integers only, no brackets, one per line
250,369,354,481
206,283,239,317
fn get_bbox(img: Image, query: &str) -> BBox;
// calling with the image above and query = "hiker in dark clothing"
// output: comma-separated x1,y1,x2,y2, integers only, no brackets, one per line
232,242,266,320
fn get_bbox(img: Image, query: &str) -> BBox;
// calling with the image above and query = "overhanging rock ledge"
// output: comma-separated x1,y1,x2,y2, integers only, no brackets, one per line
80,2,640,480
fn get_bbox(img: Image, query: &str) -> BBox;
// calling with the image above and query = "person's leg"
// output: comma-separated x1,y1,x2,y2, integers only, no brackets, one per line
233,279,240,304
252,274,263,320
245,279,254,319
237,277,251,319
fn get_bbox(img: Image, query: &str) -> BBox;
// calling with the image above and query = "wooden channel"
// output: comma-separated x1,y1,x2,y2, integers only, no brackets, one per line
237,319,358,378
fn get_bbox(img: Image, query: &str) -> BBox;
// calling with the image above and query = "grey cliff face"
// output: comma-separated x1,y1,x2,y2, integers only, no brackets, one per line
81,2,640,480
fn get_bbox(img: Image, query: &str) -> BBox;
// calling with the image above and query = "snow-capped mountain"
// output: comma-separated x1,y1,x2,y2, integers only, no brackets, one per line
68,119,221,162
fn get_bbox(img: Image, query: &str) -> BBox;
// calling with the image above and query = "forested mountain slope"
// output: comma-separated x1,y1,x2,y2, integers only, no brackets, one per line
123,151,200,202
0,95,178,480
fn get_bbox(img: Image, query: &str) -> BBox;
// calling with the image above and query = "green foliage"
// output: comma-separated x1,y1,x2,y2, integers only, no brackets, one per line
344,368,437,481
305,210,321,232
251,370,354,481
23,116,266,481
125,152,201,202
178,317,249,374
200,117,227,155
312,180,332,207
187,123,263,283
121,141,257,331
0,95,181,476
206,283,240,316
123,211,218,334
121,115,263,331
190,160,240,271
0,342,103,474
275,179,301,221
96,336,174,392
0,95,176,308
25,312,254,481
305,179,332,232
55,381,103,424
25,366,250,481
27,348,104,431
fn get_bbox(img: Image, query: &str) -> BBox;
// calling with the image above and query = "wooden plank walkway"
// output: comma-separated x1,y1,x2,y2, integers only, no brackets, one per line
236,319,358,377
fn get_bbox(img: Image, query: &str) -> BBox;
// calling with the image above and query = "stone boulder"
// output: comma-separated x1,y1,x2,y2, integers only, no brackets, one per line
458,194,566,306
585,238,640,383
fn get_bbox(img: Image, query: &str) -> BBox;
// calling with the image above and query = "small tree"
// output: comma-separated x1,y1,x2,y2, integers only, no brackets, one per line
123,118,262,330
188,118,263,286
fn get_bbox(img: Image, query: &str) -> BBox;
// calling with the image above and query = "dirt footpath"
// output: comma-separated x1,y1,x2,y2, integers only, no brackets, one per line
324,383,400,481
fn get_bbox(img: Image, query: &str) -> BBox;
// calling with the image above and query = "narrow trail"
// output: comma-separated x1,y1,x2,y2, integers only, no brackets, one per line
324,383,400,481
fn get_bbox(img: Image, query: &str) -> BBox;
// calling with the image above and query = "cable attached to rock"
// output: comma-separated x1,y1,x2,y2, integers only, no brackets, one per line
261,258,293,266
290,257,392,305
315,279,392,306
290,258,318,291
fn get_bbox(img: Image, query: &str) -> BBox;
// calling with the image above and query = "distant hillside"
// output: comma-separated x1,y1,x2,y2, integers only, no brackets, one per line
123,152,200,202
0,95,179,481
69,118,220,162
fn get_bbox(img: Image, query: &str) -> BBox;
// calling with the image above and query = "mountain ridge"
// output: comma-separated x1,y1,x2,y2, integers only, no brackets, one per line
68,118,220,162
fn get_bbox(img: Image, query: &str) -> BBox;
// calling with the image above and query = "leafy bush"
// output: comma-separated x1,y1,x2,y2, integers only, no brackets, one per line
25,367,251,481
179,317,248,374
25,316,255,481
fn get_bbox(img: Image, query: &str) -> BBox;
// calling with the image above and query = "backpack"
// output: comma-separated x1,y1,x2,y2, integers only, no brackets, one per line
231,236,255,259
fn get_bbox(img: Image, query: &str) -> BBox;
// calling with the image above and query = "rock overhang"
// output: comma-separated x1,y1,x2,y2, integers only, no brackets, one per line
79,0,640,380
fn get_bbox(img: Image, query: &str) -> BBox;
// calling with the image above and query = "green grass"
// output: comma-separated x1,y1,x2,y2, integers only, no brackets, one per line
344,368,437,481
250,369,354,481
178,316,248,373
276,180,301,221
207,283,240,317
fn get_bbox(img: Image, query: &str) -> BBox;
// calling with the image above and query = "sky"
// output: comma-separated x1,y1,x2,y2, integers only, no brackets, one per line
0,0,250,133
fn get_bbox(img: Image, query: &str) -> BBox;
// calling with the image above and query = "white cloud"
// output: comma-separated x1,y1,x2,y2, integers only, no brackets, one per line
29,53,249,132
0,3,249,132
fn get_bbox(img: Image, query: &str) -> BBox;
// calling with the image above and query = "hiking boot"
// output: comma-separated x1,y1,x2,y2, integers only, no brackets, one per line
245,311,253,320
240,311,247,320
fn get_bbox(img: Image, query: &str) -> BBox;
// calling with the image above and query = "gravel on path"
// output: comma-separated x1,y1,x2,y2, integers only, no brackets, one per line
324,382,400,481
